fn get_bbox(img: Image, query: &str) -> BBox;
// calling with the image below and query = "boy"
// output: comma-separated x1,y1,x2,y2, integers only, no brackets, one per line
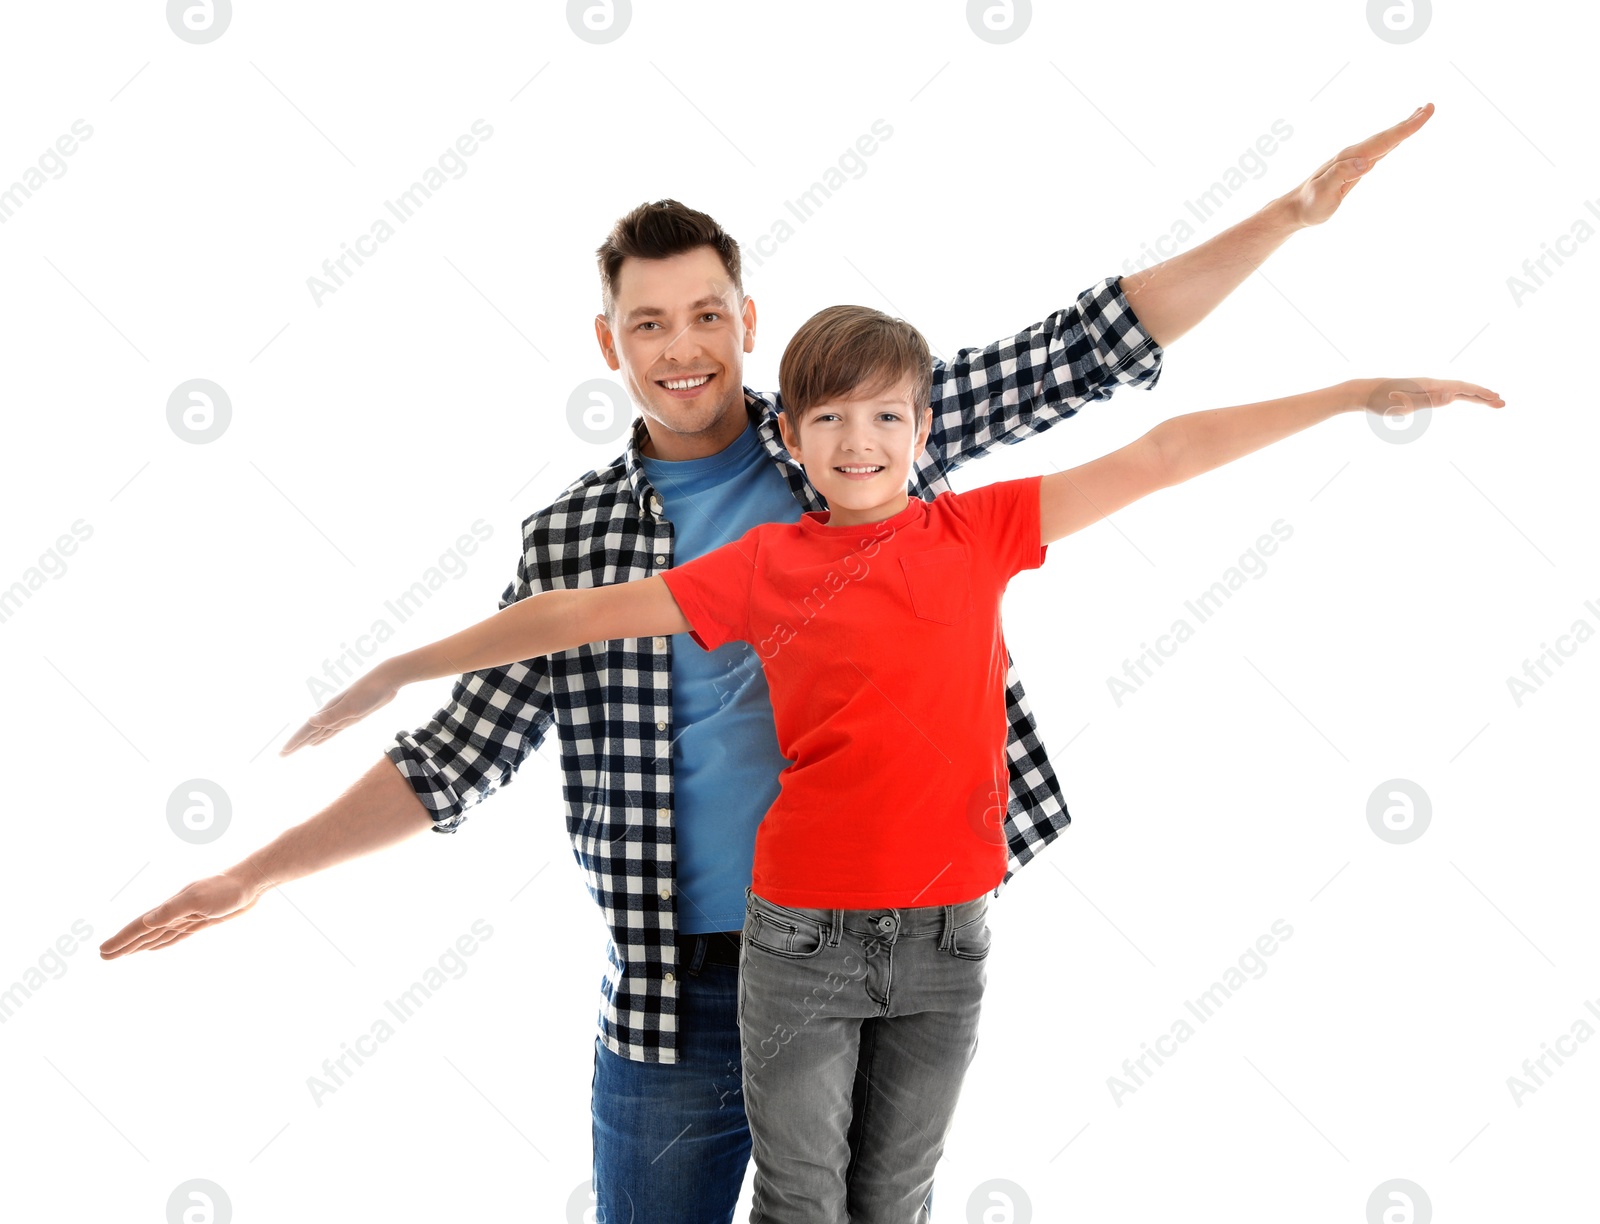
282,306,1500,1222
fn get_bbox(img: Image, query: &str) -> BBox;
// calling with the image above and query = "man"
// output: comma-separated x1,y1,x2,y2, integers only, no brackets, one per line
103,104,1437,1222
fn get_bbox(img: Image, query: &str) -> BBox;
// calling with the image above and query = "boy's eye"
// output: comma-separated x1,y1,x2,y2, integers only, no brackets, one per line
811,411,904,423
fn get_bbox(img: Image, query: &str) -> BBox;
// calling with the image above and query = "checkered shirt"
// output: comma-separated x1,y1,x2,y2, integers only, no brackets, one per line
386,275,1163,1062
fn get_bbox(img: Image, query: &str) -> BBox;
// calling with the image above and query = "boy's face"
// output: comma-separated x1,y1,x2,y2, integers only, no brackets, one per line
594,246,757,458
776,378,931,526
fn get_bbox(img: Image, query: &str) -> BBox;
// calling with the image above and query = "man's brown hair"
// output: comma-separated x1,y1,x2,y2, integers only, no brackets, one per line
778,305,932,437
595,199,744,321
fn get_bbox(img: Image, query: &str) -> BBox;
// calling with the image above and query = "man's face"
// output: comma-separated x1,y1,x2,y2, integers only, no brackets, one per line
594,246,757,451
776,377,931,524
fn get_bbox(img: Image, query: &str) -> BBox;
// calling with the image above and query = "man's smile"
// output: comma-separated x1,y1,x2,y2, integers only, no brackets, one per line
656,372,716,398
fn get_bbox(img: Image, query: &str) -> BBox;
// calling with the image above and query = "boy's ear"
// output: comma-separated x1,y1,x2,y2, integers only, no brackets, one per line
776,408,801,459
911,405,933,459
594,314,620,371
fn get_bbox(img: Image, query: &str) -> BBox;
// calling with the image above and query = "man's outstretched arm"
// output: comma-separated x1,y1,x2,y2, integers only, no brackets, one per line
1120,103,1435,348
919,104,1437,475
99,757,434,960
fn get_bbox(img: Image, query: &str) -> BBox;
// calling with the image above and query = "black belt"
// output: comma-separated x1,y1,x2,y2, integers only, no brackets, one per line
676,929,743,969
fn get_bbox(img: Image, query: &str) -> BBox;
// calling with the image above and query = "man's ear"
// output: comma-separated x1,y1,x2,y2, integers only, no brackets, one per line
741,296,758,354
594,314,620,372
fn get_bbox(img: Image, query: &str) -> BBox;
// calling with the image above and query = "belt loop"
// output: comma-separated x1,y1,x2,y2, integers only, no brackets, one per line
688,934,708,976
828,908,842,947
939,904,956,953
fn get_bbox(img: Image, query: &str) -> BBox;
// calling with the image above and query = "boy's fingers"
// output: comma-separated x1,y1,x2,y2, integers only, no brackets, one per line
280,711,332,755
1355,103,1433,159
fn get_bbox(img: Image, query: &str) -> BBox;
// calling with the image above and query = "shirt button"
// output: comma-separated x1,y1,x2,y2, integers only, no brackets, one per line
657,806,669,818
653,637,666,649
659,887,671,900
663,972,675,984
656,720,667,731
654,554,667,564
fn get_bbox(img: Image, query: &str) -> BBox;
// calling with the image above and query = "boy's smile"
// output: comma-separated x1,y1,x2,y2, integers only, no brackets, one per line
776,378,932,528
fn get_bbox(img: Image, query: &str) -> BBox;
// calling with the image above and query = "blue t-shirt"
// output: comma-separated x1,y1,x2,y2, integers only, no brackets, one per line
639,418,803,933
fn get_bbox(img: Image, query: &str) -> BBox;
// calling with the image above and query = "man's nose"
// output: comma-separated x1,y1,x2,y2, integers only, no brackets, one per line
660,321,700,362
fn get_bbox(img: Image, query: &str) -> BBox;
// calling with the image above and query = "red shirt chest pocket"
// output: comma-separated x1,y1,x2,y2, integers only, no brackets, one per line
899,546,973,625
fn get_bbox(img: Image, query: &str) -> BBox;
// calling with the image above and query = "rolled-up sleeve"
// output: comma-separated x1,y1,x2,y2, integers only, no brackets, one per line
385,550,555,833
922,275,1164,474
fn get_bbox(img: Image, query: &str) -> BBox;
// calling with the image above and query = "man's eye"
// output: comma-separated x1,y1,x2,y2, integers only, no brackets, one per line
637,322,658,331
701,313,720,322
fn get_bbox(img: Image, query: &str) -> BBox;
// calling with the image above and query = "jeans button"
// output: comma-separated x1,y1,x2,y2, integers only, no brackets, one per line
876,915,898,934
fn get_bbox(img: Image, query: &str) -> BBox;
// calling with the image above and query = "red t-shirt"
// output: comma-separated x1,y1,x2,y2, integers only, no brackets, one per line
658,474,1047,909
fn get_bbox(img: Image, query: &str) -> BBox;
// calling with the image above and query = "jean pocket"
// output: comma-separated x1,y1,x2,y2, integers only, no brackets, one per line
744,908,827,960
900,546,973,625
948,915,992,961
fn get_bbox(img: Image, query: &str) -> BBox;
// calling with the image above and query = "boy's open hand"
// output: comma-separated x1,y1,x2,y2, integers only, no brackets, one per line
1355,377,1505,414
279,665,400,756
1285,103,1435,227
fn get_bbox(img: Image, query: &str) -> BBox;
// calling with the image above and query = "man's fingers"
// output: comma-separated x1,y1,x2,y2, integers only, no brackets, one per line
102,918,189,958
129,903,254,955
101,898,189,955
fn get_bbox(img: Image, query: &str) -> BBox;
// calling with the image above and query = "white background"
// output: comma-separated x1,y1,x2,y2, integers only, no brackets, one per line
2,1,1595,1221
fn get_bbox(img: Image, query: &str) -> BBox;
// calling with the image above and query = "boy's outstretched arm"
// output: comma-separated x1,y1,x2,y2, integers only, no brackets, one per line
279,578,690,755
1120,104,1435,348
1038,375,1504,545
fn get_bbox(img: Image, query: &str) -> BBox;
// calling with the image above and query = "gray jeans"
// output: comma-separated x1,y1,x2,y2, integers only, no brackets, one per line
737,886,992,1223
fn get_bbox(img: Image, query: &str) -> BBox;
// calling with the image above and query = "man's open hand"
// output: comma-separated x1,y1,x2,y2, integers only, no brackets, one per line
1286,103,1435,227
99,870,264,960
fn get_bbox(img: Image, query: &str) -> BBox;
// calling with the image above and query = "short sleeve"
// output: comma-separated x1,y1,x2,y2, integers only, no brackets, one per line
659,529,761,651
954,475,1047,581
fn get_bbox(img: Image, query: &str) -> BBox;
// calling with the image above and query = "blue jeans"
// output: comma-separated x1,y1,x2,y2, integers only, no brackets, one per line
738,888,990,1223
591,937,750,1223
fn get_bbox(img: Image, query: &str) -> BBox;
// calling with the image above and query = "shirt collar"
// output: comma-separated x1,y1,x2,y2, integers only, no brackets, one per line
622,388,806,517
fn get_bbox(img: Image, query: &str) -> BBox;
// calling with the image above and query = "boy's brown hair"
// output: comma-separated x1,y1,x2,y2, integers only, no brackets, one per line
594,199,744,321
778,305,933,437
